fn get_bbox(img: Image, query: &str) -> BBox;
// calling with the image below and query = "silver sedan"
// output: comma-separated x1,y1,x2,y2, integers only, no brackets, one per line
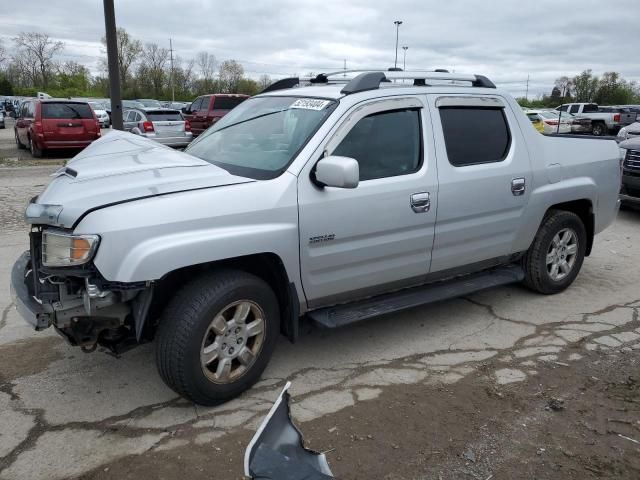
122,108,193,148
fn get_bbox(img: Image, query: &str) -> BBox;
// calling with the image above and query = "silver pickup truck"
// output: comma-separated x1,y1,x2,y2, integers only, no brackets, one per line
556,103,636,136
11,70,621,405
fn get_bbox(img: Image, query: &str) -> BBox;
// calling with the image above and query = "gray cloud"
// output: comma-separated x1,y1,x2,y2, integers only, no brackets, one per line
0,0,638,98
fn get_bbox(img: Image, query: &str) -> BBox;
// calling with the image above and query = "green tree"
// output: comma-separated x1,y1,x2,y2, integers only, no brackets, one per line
572,70,599,103
0,76,13,95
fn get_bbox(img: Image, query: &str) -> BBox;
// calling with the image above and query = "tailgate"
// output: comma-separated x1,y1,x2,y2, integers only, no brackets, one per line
43,118,93,140
619,112,636,126
152,120,186,137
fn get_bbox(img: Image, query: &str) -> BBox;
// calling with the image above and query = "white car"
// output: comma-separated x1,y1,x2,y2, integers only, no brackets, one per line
89,102,110,128
526,110,571,134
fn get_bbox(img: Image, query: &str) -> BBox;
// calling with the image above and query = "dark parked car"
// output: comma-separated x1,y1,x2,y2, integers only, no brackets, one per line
182,94,248,136
14,99,101,158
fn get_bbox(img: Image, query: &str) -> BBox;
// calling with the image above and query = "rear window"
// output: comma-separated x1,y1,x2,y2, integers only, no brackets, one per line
212,96,246,111
146,110,183,121
42,103,93,119
440,107,511,167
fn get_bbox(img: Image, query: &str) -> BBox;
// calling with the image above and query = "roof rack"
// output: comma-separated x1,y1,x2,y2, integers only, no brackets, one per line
259,69,496,95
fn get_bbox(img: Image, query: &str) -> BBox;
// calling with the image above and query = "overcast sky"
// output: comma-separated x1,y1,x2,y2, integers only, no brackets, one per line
1,0,638,98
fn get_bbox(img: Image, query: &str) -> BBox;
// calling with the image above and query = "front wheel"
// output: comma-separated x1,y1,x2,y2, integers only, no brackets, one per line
155,270,280,405
522,210,587,294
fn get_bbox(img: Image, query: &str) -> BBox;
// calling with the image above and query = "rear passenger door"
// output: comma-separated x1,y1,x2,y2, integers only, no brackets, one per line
428,95,532,273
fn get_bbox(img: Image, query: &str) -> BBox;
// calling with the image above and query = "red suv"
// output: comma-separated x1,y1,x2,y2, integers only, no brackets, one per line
183,94,248,137
15,99,101,158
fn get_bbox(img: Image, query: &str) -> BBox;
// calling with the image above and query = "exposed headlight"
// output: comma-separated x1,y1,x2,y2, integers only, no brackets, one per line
42,231,100,267
25,203,63,225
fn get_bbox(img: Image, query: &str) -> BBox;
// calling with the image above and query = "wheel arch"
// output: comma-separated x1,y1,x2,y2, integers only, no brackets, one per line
543,199,594,256
144,253,300,344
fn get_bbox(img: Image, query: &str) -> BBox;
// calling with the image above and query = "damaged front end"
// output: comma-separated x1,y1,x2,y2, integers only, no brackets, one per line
10,227,152,353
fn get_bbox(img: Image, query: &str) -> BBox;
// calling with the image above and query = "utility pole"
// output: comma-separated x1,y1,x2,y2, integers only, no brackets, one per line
103,0,122,130
169,38,175,102
525,74,530,101
402,46,408,71
393,20,403,69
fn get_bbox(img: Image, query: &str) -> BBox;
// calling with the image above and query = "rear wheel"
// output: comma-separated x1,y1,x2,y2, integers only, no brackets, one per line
155,270,280,405
29,136,43,158
15,130,25,149
591,122,607,136
522,210,587,294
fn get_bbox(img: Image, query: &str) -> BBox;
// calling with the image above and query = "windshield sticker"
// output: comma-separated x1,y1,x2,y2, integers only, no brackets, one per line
290,99,331,111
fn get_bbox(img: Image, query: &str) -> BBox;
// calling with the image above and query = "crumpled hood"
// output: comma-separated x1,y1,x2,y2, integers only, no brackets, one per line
31,130,254,228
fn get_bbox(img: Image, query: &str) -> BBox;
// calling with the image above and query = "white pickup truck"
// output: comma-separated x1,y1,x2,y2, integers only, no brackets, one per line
556,103,635,136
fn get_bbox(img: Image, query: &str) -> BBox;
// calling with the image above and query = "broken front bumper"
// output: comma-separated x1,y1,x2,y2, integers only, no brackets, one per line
10,251,51,330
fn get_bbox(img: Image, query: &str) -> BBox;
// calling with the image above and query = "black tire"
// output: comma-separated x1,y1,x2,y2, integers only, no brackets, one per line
15,130,25,149
591,122,607,136
155,270,280,405
29,136,43,158
522,210,587,294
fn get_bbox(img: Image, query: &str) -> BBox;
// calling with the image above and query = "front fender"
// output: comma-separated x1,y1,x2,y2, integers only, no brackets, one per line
114,223,298,281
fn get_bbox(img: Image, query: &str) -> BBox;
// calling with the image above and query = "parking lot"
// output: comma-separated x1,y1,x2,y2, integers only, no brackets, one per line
0,118,639,479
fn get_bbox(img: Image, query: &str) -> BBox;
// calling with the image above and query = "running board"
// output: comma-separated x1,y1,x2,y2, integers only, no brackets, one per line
308,265,524,329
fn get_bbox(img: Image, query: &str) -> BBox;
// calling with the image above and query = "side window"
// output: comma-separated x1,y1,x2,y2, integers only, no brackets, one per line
332,109,422,181
134,112,143,122
439,107,511,167
123,111,131,122
190,97,203,112
569,105,579,114
557,105,569,112
201,96,212,111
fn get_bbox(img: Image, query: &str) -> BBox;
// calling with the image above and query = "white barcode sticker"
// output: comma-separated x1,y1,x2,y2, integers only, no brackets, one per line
290,98,331,110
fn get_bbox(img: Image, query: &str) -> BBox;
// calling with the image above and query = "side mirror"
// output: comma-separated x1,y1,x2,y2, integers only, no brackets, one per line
315,155,359,188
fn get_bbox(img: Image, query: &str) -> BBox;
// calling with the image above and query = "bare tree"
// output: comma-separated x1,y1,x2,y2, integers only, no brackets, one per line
141,42,169,97
218,60,244,93
101,28,142,90
9,48,40,87
195,52,217,92
258,74,272,90
14,32,64,88
0,39,7,68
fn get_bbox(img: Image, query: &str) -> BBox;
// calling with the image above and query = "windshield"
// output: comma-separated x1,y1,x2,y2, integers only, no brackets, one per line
185,96,337,179
541,111,572,119
138,99,162,108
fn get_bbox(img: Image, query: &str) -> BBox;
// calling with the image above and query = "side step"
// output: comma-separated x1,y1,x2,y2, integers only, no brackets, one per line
308,265,524,328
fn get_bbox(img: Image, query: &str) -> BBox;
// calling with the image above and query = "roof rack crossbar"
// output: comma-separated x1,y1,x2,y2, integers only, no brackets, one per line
260,70,496,95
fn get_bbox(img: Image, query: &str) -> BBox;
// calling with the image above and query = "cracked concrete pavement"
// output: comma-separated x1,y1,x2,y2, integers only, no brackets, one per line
1,142,640,478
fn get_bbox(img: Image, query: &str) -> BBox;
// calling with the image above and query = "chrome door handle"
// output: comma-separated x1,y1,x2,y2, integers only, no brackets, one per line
410,192,430,213
511,178,526,196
